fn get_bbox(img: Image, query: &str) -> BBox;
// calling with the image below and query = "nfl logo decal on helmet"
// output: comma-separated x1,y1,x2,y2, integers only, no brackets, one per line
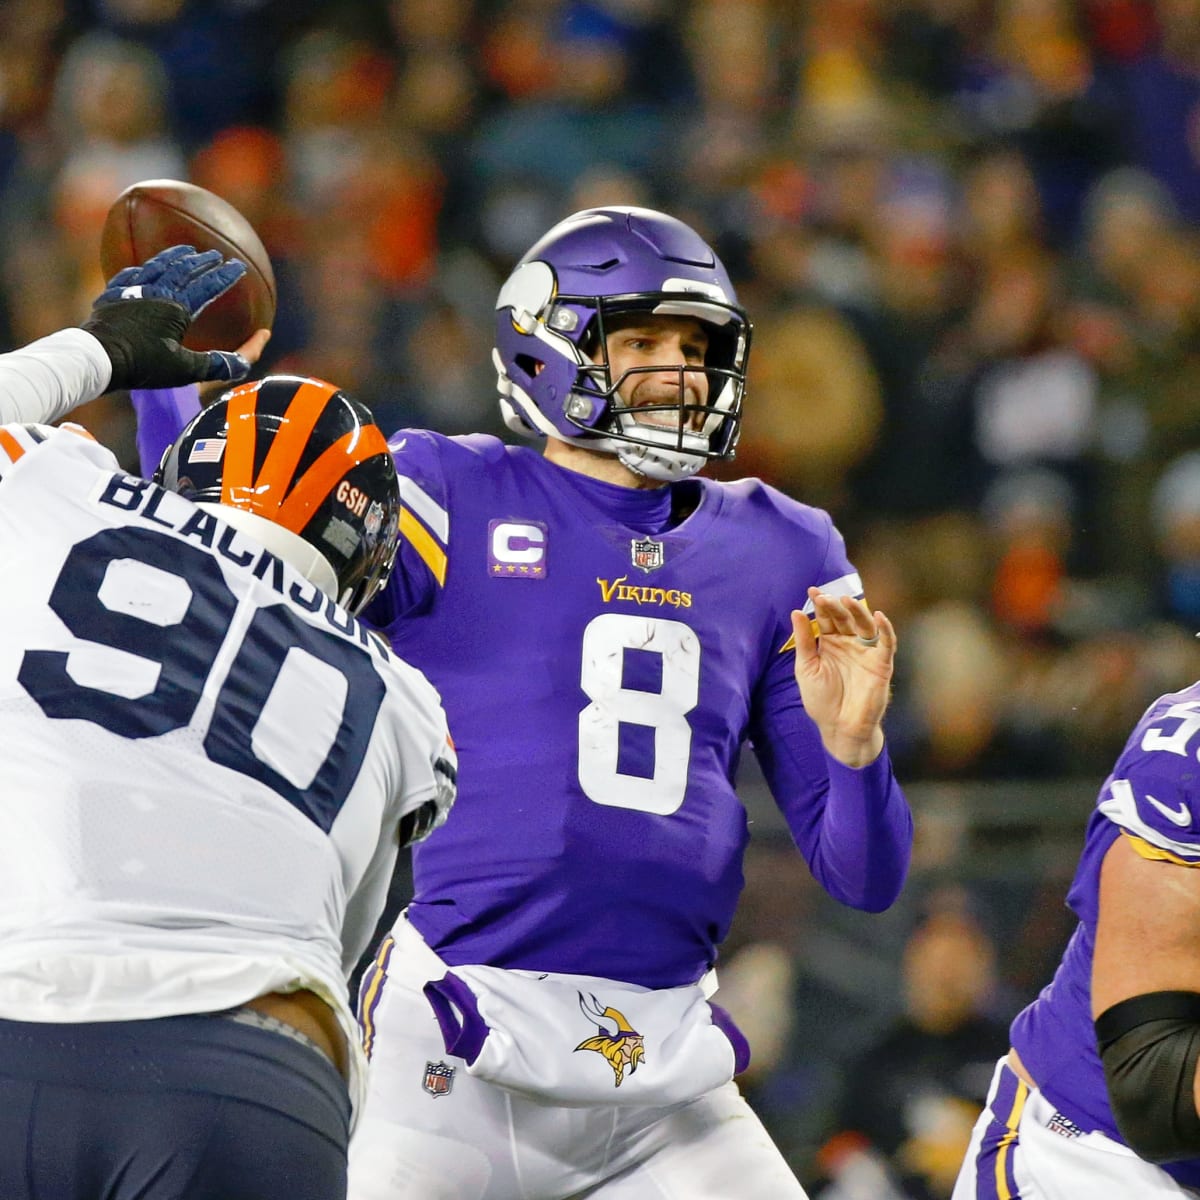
493,207,752,484
155,375,401,615
423,1060,455,1098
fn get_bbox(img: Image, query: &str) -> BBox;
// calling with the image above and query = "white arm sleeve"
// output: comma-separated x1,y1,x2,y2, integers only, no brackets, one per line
0,329,112,425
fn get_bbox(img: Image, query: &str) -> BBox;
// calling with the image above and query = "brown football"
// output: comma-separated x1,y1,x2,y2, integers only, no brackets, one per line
100,179,276,352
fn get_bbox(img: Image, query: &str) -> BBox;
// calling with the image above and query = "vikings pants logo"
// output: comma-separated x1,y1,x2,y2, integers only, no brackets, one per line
574,992,645,1086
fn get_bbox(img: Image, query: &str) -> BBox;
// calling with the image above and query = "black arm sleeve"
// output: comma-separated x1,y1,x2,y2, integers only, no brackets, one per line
1095,990,1200,1164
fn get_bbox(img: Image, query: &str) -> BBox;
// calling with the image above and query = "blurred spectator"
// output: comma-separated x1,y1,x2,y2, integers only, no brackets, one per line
91,0,280,150
904,597,1010,778
983,467,1075,639
965,248,1098,513
821,894,1010,1200
189,124,309,370
49,32,185,301
954,0,1125,244
842,159,975,517
731,303,882,511
468,0,673,233
959,146,1048,272
1152,450,1200,627
1102,0,1200,222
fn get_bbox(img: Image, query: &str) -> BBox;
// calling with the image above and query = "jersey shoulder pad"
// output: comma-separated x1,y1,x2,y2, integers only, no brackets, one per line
715,475,846,565
0,422,116,480
1098,689,1200,861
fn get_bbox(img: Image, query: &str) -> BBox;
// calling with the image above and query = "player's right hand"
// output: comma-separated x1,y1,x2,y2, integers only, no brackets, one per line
791,588,896,768
83,245,253,391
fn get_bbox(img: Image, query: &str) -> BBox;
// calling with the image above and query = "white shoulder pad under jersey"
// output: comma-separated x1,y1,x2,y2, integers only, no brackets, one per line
0,426,453,1114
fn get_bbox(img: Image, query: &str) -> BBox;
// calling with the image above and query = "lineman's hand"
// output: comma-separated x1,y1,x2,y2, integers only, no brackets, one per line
198,327,271,403
398,738,458,848
82,245,252,391
791,587,896,767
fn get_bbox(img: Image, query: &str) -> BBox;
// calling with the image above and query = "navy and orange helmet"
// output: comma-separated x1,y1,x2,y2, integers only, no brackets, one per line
155,375,400,616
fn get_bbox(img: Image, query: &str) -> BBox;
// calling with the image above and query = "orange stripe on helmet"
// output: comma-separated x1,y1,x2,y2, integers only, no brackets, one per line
0,428,25,463
274,423,390,534
248,378,337,520
220,384,260,509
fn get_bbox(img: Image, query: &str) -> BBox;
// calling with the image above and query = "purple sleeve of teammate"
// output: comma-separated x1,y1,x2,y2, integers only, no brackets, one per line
751,683,912,911
130,385,200,477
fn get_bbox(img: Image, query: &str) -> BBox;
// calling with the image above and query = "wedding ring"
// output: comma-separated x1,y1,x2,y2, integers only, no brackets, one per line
856,632,881,646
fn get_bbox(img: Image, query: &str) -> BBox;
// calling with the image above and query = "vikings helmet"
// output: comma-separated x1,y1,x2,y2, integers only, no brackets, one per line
155,375,400,616
493,206,752,483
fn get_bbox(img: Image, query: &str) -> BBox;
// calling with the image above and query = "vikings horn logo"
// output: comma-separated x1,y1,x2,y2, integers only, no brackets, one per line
574,991,645,1087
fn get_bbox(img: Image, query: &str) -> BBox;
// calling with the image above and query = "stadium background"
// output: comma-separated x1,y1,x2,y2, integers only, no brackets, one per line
3,1,1198,1194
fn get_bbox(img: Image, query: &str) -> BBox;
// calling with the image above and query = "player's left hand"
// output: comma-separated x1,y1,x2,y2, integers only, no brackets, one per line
791,586,896,767
83,245,253,391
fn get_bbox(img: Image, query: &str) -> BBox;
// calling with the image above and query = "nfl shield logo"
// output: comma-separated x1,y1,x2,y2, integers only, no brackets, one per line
422,1060,455,1098
631,537,664,573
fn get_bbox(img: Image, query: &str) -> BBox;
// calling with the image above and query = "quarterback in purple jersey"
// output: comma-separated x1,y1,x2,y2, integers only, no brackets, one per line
955,683,1200,1200
133,207,912,1199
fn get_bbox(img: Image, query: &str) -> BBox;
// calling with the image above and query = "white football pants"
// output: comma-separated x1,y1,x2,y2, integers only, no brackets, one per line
348,914,807,1200
952,1058,1200,1200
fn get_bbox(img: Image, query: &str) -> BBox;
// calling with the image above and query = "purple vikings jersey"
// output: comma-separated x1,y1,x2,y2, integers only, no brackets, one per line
1011,682,1200,1189
366,430,909,989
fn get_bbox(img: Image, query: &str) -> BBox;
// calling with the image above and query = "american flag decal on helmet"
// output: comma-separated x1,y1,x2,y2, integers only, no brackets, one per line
187,437,226,464
422,1060,456,1098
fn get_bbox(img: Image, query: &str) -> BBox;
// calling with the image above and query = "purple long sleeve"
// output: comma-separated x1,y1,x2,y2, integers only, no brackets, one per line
130,385,200,477
805,749,912,911
750,672,913,912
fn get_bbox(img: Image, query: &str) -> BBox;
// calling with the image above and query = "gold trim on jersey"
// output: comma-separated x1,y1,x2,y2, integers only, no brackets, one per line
777,619,821,655
400,508,447,586
777,575,867,653
1123,831,1200,867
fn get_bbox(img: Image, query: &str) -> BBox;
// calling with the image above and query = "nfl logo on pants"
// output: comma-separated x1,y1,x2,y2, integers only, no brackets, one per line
423,1060,455,1098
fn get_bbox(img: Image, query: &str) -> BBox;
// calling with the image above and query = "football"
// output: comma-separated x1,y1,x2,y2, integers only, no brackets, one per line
100,179,277,352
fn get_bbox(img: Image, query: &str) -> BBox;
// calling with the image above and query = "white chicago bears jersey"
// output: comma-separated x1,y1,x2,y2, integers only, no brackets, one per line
0,424,455,1110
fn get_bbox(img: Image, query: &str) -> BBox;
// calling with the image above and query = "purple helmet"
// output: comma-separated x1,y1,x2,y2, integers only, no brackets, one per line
493,207,752,482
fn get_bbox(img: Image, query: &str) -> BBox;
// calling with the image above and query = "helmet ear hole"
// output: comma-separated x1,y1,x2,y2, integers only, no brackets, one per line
514,353,543,379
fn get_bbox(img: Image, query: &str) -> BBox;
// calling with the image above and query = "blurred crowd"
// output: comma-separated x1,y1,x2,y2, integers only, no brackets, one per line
6,2,1200,1193
3,0,1200,786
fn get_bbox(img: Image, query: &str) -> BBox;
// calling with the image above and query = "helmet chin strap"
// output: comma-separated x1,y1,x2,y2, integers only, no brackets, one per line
616,440,706,483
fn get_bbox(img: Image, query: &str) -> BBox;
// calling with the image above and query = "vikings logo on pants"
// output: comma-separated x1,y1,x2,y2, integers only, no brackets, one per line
574,992,645,1087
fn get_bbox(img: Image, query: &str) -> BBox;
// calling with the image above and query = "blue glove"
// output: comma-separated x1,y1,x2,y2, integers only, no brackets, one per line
84,245,253,390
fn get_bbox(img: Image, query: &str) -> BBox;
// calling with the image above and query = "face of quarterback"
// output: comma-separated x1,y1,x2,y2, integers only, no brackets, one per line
602,313,710,431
